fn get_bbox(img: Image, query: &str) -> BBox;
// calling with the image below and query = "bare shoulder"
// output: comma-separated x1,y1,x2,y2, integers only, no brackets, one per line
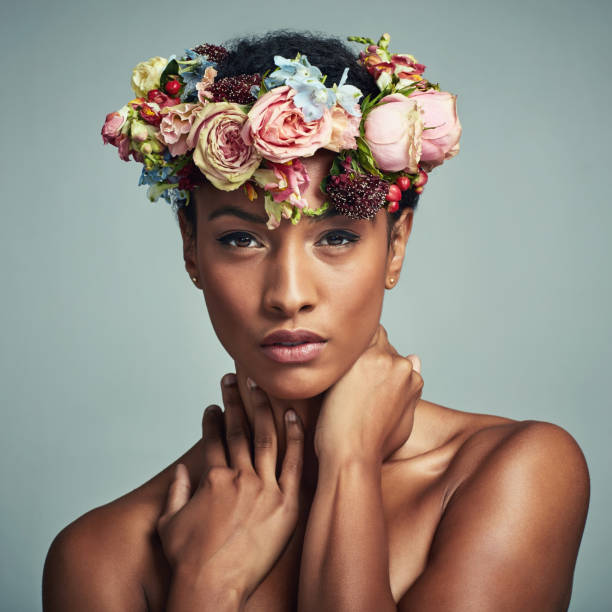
449,415,590,506
42,475,171,611
399,403,590,611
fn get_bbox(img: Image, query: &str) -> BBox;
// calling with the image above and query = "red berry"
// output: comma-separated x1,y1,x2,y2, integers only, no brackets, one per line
396,176,411,191
387,184,402,201
165,80,181,96
414,168,429,188
387,201,400,213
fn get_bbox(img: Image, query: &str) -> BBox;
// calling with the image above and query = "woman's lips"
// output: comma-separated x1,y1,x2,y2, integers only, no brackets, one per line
260,329,327,364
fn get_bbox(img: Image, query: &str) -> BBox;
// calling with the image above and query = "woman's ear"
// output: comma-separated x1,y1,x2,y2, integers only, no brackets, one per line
385,208,414,288
177,207,200,287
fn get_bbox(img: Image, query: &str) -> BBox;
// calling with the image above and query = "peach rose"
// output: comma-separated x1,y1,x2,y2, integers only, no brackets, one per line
325,106,361,153
159,103,202,156
408,90,461,171
242,86,332,163
364,93,423,174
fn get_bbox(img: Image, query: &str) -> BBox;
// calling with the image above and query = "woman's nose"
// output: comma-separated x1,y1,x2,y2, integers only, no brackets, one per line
262,245,317,318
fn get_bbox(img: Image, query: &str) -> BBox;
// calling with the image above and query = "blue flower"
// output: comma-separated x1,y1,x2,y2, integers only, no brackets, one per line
265,55,323,89
178,49,216,102
333,68,363,116
139,165,173,186
161,187,189,208
288,77,335,121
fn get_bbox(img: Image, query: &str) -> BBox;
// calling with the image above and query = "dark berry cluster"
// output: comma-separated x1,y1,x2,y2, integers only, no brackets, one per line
325,173,390,220
178,162,207,191
192,43,229,63
209,74,261,104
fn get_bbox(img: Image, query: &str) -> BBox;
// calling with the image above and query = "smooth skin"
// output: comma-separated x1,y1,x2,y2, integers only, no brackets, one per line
42,151,590,611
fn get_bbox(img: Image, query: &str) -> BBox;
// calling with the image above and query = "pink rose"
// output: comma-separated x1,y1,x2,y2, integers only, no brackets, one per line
325,106,361,153
159,103,202,156
242,86,332,163
186,102,262,191
408,90,461,171
364,93,423,174
101,108,127,146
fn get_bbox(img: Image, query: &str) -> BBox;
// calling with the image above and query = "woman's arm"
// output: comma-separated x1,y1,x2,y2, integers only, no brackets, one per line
297,452,396,612
42,516,246,612
298,327,423,612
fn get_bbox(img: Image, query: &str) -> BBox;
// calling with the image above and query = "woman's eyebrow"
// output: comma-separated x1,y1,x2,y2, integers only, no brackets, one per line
207,207,268,224
312,207,341,221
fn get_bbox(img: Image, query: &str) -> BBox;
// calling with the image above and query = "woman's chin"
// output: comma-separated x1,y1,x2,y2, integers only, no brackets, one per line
253,370,335,401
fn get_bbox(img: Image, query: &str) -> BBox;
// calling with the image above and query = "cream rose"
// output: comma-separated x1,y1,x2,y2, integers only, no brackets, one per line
187,102,262,191
130,56,168,98
325,106,361,153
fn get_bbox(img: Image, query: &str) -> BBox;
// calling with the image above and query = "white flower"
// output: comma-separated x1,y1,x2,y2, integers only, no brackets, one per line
130,56,168,97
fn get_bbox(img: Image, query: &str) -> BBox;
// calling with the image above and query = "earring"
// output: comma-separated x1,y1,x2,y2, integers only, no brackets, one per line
389,277,396,285
191,276,198,284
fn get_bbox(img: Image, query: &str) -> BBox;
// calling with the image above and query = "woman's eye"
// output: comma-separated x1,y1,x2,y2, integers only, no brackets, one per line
317,231,360,247
217,232,261,248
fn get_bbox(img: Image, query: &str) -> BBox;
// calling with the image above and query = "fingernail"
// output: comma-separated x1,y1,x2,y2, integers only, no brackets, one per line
222,373,237,386
246,377,258,390
286,410,297,423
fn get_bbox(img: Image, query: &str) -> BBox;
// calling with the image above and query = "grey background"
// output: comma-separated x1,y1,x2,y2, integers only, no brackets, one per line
1,0,610,609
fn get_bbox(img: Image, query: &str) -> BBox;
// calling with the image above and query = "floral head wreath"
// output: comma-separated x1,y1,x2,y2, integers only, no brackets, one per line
102,34,461,229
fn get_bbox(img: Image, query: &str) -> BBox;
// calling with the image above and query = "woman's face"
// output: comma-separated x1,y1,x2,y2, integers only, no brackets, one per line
181,151,412,399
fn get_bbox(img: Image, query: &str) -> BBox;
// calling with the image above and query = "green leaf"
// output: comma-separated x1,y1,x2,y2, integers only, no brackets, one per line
396,86,417,96
347,35,376,46
303,201,330,216
160,59,180,92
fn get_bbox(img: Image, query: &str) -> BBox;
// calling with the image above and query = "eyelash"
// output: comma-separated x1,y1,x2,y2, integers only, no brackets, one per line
217,230,360,249
217,232,261,249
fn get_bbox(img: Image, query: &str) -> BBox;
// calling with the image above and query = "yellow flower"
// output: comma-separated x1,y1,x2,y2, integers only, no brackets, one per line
130,57,168,97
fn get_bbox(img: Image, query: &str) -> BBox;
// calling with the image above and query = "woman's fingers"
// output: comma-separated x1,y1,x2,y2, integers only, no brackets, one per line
407,354,421,374
220,373,254,472
247,378,278,481
201,404,229,471
278,410,304,498
158,463,191,531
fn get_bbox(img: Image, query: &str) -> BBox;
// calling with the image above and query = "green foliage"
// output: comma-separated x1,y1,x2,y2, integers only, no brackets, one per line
159,59,181,93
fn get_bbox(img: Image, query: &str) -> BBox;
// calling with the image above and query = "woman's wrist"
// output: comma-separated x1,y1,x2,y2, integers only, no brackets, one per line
316,442,382,468
318,447,382,473
167,563,247,612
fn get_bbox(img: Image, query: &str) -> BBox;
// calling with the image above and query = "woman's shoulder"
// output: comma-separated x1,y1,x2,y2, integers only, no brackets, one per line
412,399,589,491
392,401,590,609
42,448,195,611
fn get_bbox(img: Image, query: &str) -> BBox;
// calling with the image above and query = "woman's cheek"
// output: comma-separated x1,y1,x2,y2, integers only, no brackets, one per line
200,272,256,359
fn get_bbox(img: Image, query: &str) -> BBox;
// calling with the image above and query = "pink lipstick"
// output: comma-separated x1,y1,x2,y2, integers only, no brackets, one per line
260,329,327,364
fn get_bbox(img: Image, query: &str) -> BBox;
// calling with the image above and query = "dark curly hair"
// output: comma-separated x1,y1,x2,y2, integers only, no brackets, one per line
180,30,420,241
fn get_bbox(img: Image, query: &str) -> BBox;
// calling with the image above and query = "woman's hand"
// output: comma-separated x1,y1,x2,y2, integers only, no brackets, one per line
314,325,423,464
156,375,304,604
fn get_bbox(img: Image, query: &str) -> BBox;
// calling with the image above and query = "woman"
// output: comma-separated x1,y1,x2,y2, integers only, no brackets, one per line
43,31,589,611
